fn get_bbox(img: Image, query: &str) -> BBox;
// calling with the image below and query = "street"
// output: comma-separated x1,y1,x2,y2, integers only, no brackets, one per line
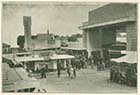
38,66,136,93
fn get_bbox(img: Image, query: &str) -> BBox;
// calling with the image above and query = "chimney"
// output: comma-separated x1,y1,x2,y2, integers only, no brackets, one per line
23,16,32,51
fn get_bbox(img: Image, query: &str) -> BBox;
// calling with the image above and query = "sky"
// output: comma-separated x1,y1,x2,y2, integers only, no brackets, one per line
2,2,107,47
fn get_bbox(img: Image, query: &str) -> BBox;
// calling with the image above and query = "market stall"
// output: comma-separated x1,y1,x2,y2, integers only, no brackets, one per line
110,51,137,86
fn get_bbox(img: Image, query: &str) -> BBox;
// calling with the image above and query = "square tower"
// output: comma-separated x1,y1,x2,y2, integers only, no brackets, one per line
23,16,32,50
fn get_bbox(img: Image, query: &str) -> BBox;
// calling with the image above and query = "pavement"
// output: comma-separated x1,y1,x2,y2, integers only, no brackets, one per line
2,54,137,93
38,66,137,93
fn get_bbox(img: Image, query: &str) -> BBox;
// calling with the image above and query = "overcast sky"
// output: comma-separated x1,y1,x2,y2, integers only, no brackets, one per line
2,2,107,47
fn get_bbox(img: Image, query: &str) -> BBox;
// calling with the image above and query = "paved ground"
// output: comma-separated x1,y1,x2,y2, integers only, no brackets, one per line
38,66,136,93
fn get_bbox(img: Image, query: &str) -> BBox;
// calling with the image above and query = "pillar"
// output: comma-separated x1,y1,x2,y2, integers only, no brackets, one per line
86,30,92,57
126,22,137,51
82,30,87,48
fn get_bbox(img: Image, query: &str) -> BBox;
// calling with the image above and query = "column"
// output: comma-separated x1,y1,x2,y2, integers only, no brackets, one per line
126,22,137,51
98,28,103,48
82,30,87,48
86,30,92,57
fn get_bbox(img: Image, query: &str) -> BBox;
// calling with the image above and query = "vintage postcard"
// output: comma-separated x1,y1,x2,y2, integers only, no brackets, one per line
1,0,138,94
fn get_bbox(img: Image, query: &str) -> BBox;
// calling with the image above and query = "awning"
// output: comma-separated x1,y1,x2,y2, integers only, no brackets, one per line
61,47,86,50
50,54,74,60
15,52,31,55
2,65,40,92
79,17,135,30
111,51,137,63
15,56,45,62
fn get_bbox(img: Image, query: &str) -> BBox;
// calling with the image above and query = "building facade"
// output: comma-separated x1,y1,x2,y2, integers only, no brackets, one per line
31,32,61,49
79,3,137,56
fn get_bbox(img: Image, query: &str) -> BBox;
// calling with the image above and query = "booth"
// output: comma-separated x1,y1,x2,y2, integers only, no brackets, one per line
110,51,137,86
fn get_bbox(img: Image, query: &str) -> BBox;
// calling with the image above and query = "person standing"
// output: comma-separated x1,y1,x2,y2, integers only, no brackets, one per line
40,67,46,79
66,62,71,77
57,60,61,77
89,55,94,69
70,65,74,79
73,65,76,78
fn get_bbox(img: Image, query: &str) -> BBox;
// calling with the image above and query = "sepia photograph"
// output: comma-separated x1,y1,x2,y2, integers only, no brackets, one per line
1,1,137,93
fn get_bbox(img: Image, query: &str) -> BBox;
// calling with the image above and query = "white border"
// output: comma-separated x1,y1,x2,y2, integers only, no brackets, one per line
0,0,139,95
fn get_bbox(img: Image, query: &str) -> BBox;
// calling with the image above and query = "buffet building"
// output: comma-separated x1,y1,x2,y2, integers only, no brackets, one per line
79,3,137,56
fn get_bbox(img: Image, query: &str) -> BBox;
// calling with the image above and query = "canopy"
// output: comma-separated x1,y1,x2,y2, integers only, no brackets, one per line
50,54,74,60
111,51,137,64
61,47,86,51
15,56,45,62
2,63,40,92
15,52,31,55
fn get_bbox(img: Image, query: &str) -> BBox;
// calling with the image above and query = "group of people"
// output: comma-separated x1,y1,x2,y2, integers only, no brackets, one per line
73,55,88,70
56,59,76,79
66,62,76,78
65,49,111,71
110,62,137,87
88,49,110,71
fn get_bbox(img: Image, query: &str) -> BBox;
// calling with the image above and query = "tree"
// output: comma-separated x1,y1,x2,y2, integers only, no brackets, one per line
67,33,82,42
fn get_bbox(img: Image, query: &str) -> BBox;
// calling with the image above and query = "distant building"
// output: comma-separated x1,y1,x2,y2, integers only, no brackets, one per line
17,33,61,50
31,32,61,49
11,47,19,53
22,16,61,50
79,3,137,56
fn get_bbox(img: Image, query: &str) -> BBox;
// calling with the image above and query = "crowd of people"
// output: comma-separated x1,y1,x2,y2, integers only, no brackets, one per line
5,48,136,87
66,49,111,71
110,62,137,87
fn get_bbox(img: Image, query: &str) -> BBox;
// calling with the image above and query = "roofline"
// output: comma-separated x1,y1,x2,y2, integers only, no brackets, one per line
79,17,135,30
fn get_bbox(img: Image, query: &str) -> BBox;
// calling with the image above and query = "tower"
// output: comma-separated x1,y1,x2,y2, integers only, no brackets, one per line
23,16,32,51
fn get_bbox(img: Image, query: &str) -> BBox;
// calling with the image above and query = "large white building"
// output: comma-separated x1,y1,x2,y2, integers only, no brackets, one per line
79,3,137,56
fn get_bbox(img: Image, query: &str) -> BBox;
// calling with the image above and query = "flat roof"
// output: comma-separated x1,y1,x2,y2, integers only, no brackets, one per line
79,17,135,30
15,56,45,62
50,54,74,60
15,52,31,55
33,47,60,51
61,47,86,50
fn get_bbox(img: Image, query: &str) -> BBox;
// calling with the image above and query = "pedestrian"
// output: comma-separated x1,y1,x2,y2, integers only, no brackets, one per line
40,67,46,79
70,65,74,79
110,66,114,81
57,60,61,77
72,64,76,78
66,63,71,77
89,55,94,69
